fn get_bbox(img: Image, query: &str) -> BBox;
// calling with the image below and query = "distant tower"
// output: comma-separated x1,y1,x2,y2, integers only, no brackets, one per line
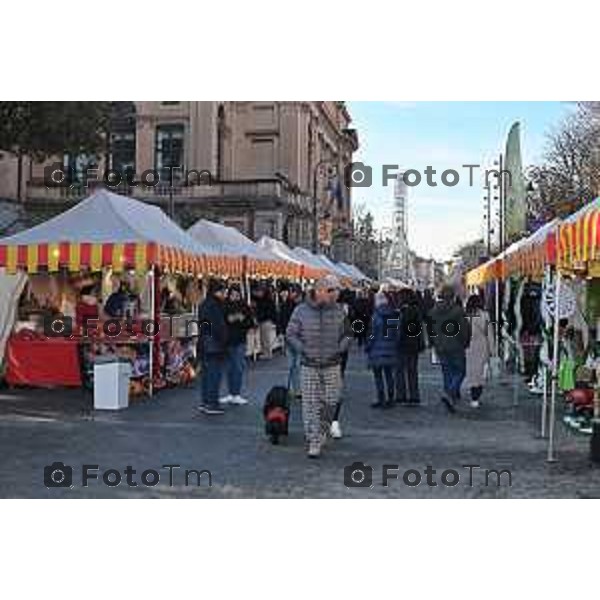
384,173,412,281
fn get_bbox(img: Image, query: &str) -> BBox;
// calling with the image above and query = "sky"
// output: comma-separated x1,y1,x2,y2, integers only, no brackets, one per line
346,101,575,260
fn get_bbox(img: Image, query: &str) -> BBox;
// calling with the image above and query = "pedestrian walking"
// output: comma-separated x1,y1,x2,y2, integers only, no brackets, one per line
221,285,256,406
254,285,277,360
196,280,228,415
396,288,424,405
365,292,400,409
464,294,495,408
330,288,353,439
351,289,371,347
286,275,349,459
279,285,303,397
428,285,472,413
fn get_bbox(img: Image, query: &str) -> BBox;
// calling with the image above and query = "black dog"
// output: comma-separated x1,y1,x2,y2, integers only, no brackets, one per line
263,385,290,444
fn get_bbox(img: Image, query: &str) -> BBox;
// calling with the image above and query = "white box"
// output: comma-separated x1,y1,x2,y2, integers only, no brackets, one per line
93,359,132,410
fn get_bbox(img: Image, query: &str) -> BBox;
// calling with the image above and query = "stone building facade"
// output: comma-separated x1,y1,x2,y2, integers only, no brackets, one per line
0,101,359,260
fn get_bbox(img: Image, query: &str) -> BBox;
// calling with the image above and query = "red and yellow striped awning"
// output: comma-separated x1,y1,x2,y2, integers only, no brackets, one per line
0,241,321,280
558,198,600,272
0,241,248,277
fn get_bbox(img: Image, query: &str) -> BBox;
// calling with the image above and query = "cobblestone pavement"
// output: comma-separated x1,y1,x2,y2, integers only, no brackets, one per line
1,347,600,498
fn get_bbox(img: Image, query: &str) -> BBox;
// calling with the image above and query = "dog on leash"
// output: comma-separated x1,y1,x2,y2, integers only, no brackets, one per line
263,385,290,444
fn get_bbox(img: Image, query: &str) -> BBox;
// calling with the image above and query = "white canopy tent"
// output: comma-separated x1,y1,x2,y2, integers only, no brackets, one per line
291,247,336,274
0,189,227,395
317,254,355,280
0,189,207,259
187,219,283,264
339,262,369,282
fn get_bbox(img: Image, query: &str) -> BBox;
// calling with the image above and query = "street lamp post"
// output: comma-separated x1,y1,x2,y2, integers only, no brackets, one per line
483,183,492,257
312,159,335,253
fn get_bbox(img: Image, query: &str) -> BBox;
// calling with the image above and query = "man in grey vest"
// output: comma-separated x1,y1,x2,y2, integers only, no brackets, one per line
286,275,349,458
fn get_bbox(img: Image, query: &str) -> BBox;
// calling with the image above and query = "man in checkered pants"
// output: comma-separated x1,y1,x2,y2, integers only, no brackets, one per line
286,275,349,458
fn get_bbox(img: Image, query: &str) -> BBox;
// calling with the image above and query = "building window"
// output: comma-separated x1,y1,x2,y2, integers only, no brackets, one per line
155,124,185,184
161,101,180,106
252,103,275,129
251,137,275,178
110,132,135,174
108,101,137,176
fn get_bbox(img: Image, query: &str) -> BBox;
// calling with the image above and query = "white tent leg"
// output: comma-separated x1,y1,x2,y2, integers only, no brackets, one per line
547,271,562,463
494,278,500,358
148,266,155,398
512,345,519,407
541,366,548,438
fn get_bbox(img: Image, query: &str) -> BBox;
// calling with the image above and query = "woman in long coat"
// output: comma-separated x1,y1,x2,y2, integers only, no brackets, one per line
365,292,400,409
464,294,495,407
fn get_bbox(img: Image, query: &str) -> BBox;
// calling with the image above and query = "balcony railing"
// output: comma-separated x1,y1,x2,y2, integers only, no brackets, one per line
24,177,316,213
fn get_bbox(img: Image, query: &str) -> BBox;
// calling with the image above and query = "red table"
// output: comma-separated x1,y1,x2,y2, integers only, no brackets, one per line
5,336,82,387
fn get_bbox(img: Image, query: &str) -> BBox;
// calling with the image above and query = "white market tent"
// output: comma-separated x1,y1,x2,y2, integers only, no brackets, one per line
187,219,282,263
187,219,300,278
292,247,336,274
317,254,355,280
339,262,369,282
0,188,232,396
257,237,326,279
0,188,213,269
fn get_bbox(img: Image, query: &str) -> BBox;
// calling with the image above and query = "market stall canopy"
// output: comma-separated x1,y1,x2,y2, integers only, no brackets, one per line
466,220,560,287
187,219,297,278
332,262,359,281
382,276,411,289
504,219,558,280
558,197,600,273
316,254,354,281
291,247,336,275
339,262,369,282
0,189,235,275
257,237,325,280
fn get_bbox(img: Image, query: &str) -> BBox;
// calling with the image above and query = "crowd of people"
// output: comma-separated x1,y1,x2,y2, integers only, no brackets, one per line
195,276,495,459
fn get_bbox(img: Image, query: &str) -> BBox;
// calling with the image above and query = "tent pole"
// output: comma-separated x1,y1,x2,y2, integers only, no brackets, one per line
148,265,155,398
494,278,500,358
541,366,548,438
540,266,551,438
547,270,562,463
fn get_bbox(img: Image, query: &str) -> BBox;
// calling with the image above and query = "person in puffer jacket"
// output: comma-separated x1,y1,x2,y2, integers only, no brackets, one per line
427,284,472,413
365,292,401,409
286,275,349,459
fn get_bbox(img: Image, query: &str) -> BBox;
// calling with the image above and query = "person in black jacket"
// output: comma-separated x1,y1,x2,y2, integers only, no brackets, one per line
196,280,228,415
396,288,425,405
222,285,256,406
351,289,371,347
279,285,303,395
253,285,278,359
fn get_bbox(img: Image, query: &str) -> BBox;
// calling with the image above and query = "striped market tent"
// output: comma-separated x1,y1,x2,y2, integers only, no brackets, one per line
187,219,298,279
557,197,600,273
466,220,559,287
0,189,237,276
257,236,326,280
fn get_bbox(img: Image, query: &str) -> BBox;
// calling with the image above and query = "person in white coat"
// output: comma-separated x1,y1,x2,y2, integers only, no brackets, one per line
464,294,495,408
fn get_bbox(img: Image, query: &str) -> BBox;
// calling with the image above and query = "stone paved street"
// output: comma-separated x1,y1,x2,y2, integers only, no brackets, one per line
1,346,600,498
